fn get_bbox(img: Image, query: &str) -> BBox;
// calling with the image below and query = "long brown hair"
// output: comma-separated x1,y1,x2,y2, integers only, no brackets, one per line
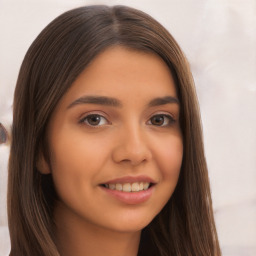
8,5,221,256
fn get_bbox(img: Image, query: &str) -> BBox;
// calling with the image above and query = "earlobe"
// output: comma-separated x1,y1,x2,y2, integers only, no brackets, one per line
36,153,51,174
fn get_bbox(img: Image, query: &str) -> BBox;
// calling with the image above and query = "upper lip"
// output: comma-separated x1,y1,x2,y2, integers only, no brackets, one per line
102,175,156,184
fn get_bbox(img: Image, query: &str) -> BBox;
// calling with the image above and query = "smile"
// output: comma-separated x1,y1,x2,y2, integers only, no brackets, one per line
100,176,156,204
102,182,150,192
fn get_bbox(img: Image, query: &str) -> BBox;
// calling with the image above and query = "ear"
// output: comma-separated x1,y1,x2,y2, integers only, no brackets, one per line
36,152,51,174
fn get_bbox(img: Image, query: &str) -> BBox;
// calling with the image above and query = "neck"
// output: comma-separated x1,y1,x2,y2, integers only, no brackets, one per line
54,203,141,256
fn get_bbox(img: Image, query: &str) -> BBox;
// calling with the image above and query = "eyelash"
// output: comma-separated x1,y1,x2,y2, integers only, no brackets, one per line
79,114,109,127
79,113,176,127
147,114,175,127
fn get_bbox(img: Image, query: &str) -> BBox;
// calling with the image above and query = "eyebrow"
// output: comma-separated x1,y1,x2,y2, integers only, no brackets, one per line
67,96,122,109
148,96,180,107
67,95,179,109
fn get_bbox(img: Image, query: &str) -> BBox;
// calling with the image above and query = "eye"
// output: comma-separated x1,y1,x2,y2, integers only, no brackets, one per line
148,114,175,127
80,114,108,126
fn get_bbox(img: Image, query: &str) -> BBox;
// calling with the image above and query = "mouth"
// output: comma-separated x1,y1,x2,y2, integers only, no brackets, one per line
100,182,154,192
99,176,156,204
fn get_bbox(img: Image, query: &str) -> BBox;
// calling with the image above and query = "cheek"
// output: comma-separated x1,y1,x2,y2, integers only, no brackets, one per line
147,135,183,217
49,143,89,202
48,139,106,213
156,135,183,181
48,130,112,194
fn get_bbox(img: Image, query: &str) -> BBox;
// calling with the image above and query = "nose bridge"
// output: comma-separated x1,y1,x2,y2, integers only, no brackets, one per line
112,121,152,165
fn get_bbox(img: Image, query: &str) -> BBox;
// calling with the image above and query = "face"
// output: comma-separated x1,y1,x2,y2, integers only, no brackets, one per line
42,46,183,234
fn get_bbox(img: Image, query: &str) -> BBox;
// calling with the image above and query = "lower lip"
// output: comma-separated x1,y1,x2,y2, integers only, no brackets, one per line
100,186,154,205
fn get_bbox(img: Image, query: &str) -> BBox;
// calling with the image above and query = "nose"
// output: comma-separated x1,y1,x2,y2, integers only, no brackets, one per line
112,125,152,166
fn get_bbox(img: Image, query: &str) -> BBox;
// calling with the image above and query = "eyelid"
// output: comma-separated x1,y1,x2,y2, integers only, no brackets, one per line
147,112,176,126
79,112,111,127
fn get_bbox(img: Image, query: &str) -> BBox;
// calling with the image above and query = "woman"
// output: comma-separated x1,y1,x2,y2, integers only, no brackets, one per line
8,5,221,256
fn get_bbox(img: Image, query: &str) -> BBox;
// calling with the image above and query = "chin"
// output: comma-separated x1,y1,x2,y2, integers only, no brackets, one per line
103,210,156,233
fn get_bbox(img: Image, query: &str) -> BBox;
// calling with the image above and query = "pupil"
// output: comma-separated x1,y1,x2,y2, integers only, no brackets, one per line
152,116,164,125
89,115,100,125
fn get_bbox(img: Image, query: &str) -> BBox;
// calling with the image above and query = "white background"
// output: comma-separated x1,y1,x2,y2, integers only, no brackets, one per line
0,0,255,255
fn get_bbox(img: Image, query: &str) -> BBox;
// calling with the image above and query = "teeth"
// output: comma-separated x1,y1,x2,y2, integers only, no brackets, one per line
123,183,131,192
116,183,122,191
105,182,150,192
143,182,150,190
109,184,115,190
131,182,140,192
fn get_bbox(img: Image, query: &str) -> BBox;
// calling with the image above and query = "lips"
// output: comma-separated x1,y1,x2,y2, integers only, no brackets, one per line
100,175,156,204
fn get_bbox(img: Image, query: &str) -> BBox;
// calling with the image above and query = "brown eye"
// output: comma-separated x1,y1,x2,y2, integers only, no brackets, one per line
80,114,108,126
149,114,174,127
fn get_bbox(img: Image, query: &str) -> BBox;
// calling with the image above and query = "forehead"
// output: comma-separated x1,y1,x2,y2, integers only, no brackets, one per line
58,46,178,108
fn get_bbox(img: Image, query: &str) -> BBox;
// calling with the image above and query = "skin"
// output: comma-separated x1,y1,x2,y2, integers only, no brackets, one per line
39,46,183,256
